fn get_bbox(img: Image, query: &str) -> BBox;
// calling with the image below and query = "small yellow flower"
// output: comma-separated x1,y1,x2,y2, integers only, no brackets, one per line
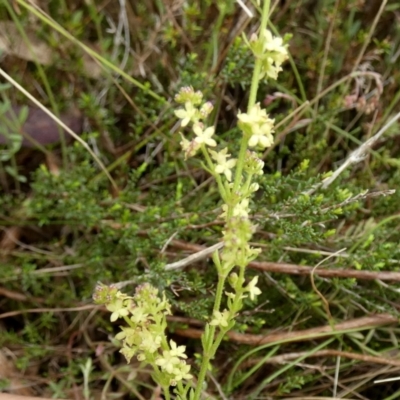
233,199,250,218
175,102,197,127
130,307,149,324
248,123,274,148
120,347,136,363
140,334,161,354
173,361,193,382
210,148,237,181
246,276,262,301
237,103,268,125
169,340,188,359
238,104,275,149
106,298,129,322
115,326,137,346
156,350,181,374
179,133,201,159
193,124,217,147
263,29,288,63
210,310,230,327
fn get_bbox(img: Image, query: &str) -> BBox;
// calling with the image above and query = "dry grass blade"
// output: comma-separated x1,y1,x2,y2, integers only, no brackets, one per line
175,314,397,345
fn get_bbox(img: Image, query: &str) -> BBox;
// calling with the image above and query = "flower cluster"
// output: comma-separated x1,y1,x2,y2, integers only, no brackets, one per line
238,103,275,149
93,283,192,386
173,85,265,335
210,148,237,182
208,273,263,329
156,341,192,386
175,87,238,183
248,29,289,80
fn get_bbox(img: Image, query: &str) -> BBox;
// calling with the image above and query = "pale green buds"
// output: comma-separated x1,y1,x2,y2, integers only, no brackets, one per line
200,101,214,118
244,151,265,175
174,86,203,105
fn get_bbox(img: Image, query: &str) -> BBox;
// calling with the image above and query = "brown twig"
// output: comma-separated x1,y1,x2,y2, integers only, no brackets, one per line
240,349,400,368
0,286,44,303
174,314,398,345
0,395,56,400
0,304,99,319
170,239,400,281
250,259,400,281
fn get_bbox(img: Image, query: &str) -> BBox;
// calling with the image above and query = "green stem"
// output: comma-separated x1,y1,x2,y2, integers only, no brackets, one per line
213,272,228,313
163,385,171,400
204,8,226,70
193,324,215,400
194,3,272,398
209,267,246,357
232,0,271,194
192,271,228,400
247,0,271,109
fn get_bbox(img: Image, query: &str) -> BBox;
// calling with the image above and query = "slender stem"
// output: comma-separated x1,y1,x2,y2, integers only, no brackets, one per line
192,271,227,400
247,0,271,109
213,273,228,313
194,3,272,398
210,269,246,356
193,324,215,400
204,8,226,70
10,156,21,191
233,0,271,194
163,385,171,400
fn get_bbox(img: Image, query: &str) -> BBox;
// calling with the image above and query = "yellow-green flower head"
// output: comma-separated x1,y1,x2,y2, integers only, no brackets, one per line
237,104,275,149
193,123,217,147
247,30,288,80
237,103,269,126
115,326,139,347
172,361,193,382
210,147,237,181
139,333,162,354
156,351,181,374
174,86,203,105
200,101,214,118
210,310,230,327
263,29,289,63
106,297,129,322
246,276,262,301
120,347,136,363
248,122,274,148
244,151,265,175
92,282,118,305
134,282,159,299
175,102,198,127
169,340,188,359
179,133,201,159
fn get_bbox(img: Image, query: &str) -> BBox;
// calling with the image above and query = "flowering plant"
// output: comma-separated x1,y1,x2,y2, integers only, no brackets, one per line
93,283,193,393
95,2,288,399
